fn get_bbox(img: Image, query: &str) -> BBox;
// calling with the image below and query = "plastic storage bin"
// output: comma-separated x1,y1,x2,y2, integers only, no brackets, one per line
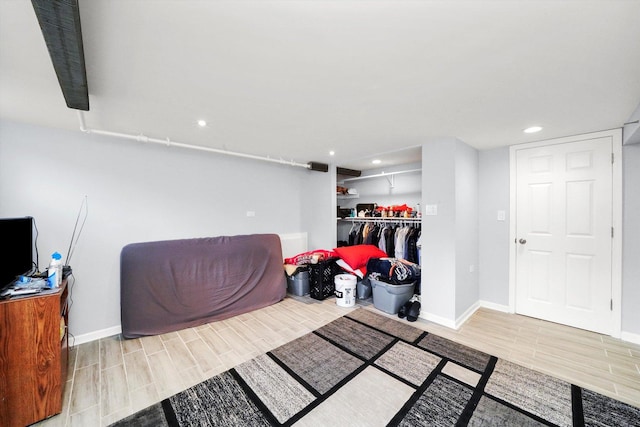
286,269,310,296
356,279,371,300
309,258,340,300
370,278,415,314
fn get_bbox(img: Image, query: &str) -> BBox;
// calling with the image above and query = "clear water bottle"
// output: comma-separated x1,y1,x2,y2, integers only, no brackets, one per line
48,252,63,288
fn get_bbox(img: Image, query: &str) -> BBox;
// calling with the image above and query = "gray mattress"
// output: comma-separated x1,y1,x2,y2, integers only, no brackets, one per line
120,233,286,338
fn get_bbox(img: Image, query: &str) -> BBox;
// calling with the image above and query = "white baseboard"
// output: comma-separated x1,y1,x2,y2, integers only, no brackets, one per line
72,307,640,347
478,301,640,345
420,300,511,330
72,325,122,345
620,331,640,346
419,302,480,330
419,311,457,329
479,300,511,313
455,301,480,329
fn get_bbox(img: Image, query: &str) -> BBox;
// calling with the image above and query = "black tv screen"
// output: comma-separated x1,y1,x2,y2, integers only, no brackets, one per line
0,217,34,287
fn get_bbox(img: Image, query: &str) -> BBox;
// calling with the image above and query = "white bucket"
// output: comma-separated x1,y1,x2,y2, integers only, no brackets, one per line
334,274,357,307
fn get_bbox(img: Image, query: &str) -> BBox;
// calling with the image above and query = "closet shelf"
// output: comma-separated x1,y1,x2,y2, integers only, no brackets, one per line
337,194,359,200
338,168,421,184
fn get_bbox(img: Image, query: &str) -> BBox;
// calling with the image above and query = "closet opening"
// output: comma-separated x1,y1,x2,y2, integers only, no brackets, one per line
336,146,422,254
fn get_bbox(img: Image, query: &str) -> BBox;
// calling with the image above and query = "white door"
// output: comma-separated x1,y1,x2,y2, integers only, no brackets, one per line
515,136,613,334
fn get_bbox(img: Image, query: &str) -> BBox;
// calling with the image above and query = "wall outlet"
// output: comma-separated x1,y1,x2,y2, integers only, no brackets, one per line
425,204,438,216
497,210,506,221
246,211,256,217
469,264,475,273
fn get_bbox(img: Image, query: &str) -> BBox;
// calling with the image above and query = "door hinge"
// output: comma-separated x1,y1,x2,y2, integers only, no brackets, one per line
611,153,614,164
611,227,614,238
611,299,613,311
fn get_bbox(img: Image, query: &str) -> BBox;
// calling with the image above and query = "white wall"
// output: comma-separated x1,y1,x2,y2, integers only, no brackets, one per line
4,119,637,339
477,144,640,337
478,147,510,307
454,140,479,318
0,119,332,339
300,162,337,250
422,138,640,336
622,101,640,145
622,144,640,336
421,139,457,323
421,138,479,326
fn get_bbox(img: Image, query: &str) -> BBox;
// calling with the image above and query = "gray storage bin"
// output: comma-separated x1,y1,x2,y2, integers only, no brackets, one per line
286,270,310,296
356,279,371,300
370,278,415,314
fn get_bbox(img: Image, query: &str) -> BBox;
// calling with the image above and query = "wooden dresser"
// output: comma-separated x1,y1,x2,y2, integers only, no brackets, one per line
0,280,69,427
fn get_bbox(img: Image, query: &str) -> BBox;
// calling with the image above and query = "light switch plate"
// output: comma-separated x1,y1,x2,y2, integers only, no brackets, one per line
425,204,438,216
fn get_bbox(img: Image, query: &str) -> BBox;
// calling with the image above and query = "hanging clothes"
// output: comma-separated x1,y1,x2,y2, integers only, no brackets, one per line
348,224,358,246
355,223,365,245
343,220,419,255
394,226,410,260
362,223,373,245
406,227,420,263
384,226,396,257
378,225,388,253
367,224,381,246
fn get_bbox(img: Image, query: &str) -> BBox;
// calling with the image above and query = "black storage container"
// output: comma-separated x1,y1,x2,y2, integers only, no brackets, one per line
356,203,377,215
309,258,340,300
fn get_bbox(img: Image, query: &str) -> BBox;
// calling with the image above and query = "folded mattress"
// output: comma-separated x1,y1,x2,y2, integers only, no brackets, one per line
120,233,286,338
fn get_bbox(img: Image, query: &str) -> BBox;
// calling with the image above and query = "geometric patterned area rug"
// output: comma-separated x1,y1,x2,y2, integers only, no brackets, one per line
111,308,640,427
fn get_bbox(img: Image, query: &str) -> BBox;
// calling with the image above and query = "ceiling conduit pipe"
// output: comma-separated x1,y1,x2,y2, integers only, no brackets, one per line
76,111,314,170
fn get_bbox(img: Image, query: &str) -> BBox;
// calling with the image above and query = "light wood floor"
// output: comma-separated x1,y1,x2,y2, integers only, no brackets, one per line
36,296,640,426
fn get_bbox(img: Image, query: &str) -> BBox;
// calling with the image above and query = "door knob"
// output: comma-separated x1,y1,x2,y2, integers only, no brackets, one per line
519,238,527,244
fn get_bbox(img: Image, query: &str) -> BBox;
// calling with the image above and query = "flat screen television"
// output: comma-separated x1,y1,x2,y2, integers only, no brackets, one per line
0,217,34,288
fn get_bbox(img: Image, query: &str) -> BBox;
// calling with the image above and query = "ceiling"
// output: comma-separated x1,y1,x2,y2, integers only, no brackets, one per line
1,1,640,171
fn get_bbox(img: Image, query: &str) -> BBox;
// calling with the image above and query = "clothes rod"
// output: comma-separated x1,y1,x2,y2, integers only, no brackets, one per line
338,217,421,222
340,168,421,183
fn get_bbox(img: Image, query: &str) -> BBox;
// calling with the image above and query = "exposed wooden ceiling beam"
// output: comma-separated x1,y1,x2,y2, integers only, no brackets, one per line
31,0,89,111
337,167,362,177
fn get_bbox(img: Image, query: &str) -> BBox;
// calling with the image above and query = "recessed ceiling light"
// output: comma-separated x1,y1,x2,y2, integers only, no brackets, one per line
329,150,335,156
372,159,382,164
524,126,542,133
197,120,207,127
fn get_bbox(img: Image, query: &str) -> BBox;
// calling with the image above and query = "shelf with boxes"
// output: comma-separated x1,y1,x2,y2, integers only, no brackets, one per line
337,194,359,200
337,163,421,242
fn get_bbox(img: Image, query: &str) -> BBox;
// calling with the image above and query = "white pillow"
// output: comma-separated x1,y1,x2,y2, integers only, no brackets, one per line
335,258,364,279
